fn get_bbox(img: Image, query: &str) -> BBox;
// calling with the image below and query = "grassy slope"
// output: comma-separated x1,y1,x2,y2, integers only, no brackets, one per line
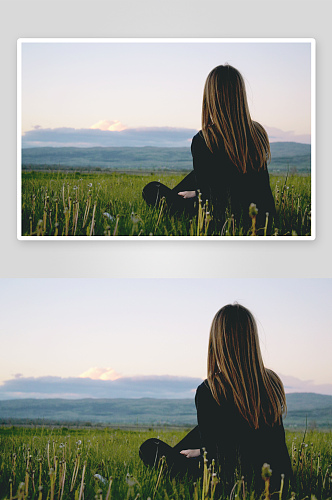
0,427,331,500
21,172,312,237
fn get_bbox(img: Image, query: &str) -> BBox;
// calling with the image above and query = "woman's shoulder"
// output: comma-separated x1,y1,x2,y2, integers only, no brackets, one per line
191,129,226,158
195,379,227,406
196,379,210,392
191,130,207,150
195,379,212,399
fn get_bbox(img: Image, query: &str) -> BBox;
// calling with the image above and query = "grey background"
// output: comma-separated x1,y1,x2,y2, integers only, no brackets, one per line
1,0,330,278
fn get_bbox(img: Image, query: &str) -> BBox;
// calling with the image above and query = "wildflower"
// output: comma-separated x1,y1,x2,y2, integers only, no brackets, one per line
261,463,272,479
103,212,115,221
76,440,82,445
131,212,140,224
87,183,92,188
94,474,107,484
126,474,138,487
249,203,258,218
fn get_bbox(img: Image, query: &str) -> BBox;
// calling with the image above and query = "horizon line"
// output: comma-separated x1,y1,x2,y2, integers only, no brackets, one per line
0,391,331,401
21,140,312,149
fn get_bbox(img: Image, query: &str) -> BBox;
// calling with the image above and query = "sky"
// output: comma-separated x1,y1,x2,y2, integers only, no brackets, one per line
20,40,313,148
0,278,331,399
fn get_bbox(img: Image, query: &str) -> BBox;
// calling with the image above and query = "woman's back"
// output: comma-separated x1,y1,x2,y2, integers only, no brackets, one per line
139,304,291,498
191,130,276,231
195,379,291,488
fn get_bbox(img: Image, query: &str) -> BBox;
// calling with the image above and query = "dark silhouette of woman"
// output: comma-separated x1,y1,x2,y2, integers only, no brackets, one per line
142,65,276,234
139,304,291,497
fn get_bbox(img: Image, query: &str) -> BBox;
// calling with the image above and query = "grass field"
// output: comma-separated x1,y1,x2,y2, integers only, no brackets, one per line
21,171,311,237
0,426,331,500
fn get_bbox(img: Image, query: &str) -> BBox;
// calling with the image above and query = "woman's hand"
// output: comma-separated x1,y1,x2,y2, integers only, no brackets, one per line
179,449,201,458
178,191,196,199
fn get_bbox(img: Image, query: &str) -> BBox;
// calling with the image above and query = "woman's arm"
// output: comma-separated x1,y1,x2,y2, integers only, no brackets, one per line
195,382,220,464
191,133,215,206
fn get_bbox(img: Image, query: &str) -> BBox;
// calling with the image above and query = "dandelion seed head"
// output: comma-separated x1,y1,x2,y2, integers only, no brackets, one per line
261,463,272,479
249,203,258,217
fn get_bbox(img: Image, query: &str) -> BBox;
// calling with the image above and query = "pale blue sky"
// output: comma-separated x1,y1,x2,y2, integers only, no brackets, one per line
20,40,312,146
0,279,330,398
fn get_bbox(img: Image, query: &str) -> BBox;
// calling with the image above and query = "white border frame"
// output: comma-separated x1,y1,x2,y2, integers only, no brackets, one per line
17,38,316,241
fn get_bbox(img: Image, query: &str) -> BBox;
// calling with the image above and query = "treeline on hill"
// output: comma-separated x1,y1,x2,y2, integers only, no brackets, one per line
0,393,331,429
21,142,311,174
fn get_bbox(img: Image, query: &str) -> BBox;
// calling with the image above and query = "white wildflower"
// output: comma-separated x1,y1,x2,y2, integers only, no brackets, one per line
103,212,115,221
94,474,107,484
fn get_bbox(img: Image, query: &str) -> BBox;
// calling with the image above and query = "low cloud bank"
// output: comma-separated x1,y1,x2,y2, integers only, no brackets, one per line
21,125,311,148
22,127,198,148
280,374,332,396
264,126,311,144
0,375,203,400
0,373,331,400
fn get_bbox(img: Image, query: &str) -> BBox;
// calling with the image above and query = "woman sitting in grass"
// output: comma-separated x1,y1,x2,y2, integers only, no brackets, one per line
142,65,276,234
139,304,291,497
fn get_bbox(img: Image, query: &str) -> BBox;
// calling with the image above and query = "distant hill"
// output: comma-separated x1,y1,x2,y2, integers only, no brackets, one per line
0,398,196,426
21,142,311,174
0,392,330,429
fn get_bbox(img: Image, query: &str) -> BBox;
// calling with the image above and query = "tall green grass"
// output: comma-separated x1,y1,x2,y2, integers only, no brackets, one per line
0,427,330,500
21,172,311,236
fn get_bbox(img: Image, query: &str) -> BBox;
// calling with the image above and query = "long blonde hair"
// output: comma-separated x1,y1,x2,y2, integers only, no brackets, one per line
207,303,286,429
202,64,271,173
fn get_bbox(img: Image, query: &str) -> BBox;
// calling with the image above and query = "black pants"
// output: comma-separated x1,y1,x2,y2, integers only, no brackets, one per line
142,171,198,217
139,425,203,479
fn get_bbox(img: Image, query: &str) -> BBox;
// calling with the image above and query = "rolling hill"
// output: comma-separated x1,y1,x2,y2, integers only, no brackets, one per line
21,142,311,174
0,392,330,429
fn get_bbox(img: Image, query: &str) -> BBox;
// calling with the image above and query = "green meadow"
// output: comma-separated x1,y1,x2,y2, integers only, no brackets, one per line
21,172,311,237
0,426,331,500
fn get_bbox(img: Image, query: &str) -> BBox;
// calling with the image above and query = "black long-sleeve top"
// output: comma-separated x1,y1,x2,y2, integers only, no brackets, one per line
191,131,276,232
195,379,291,487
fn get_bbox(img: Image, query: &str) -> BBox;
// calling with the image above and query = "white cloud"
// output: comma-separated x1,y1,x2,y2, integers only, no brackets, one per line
90,120,127,132
79,367,121,381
